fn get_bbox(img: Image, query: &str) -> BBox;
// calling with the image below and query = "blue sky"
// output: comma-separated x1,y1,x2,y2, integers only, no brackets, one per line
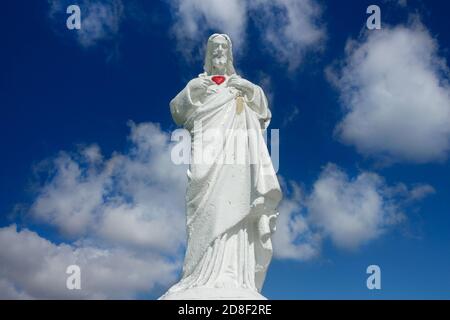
1,0,450,299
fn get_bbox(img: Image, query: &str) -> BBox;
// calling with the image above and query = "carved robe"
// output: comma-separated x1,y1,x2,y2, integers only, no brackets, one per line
163,73,282,298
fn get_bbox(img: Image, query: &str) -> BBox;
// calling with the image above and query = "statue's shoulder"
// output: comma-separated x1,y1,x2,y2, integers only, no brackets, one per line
197,73,244,80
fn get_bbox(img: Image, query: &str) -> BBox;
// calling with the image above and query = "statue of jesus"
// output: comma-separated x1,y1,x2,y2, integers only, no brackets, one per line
160,34,282,300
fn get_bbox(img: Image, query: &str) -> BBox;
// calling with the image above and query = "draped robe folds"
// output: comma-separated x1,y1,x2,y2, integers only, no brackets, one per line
165,73,282,298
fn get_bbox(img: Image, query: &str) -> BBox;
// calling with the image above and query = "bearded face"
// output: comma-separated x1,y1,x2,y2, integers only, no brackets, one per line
210,36,229,74
203,34,236,76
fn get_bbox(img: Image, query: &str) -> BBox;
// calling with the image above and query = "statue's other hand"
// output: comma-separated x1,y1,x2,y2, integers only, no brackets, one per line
188,78,213,92
227,77,254,96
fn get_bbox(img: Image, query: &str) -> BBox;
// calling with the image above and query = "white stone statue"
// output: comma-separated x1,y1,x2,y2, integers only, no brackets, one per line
160,34,282,300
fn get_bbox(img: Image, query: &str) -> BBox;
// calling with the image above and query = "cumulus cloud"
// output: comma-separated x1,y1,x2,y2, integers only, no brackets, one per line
274,163,433,258
168,0,247,55
328,22,450,164
308,164,408,250
48,0,124,49
249,0,325,70
273,181,322,260
167,0,325,68
0,122,187,299
30,122,187,253
47,0,325,67
0,225,177,299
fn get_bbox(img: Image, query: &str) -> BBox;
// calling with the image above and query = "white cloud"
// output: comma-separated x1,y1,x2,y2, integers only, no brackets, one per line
329,22,450,164
30,122,187,253
307,164,407,250
0,122,188,298
0,278,33,300
274,163,433,258
48,0,124,48
408,184,436,201
273,181,322,260
249,0,325,70
168,0,247,56
48,0,325,67
0,225,178,299
167,0,325,68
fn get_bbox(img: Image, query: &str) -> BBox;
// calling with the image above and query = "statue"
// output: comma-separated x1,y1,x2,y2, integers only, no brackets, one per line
160,34,282,300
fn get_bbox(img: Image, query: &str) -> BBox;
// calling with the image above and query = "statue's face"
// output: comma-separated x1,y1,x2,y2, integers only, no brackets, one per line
211,36,229,73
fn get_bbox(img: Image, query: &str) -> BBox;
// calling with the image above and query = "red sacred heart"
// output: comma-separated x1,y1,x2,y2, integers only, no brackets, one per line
211,75,226,85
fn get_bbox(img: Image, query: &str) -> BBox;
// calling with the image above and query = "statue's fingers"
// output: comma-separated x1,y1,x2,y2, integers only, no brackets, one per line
201,80,210,88
234,80,243,87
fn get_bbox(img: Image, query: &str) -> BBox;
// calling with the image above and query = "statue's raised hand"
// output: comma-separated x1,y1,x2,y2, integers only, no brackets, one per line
188,78,213,92
227,77,254,97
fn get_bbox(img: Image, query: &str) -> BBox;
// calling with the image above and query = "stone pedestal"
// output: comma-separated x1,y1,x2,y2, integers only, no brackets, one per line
160,287,267,300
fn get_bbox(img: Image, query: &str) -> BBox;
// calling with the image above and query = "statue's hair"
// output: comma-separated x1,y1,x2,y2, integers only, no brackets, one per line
203,33,236,76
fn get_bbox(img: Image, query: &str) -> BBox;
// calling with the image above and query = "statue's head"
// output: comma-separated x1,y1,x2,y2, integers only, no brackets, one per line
203,34,236,76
